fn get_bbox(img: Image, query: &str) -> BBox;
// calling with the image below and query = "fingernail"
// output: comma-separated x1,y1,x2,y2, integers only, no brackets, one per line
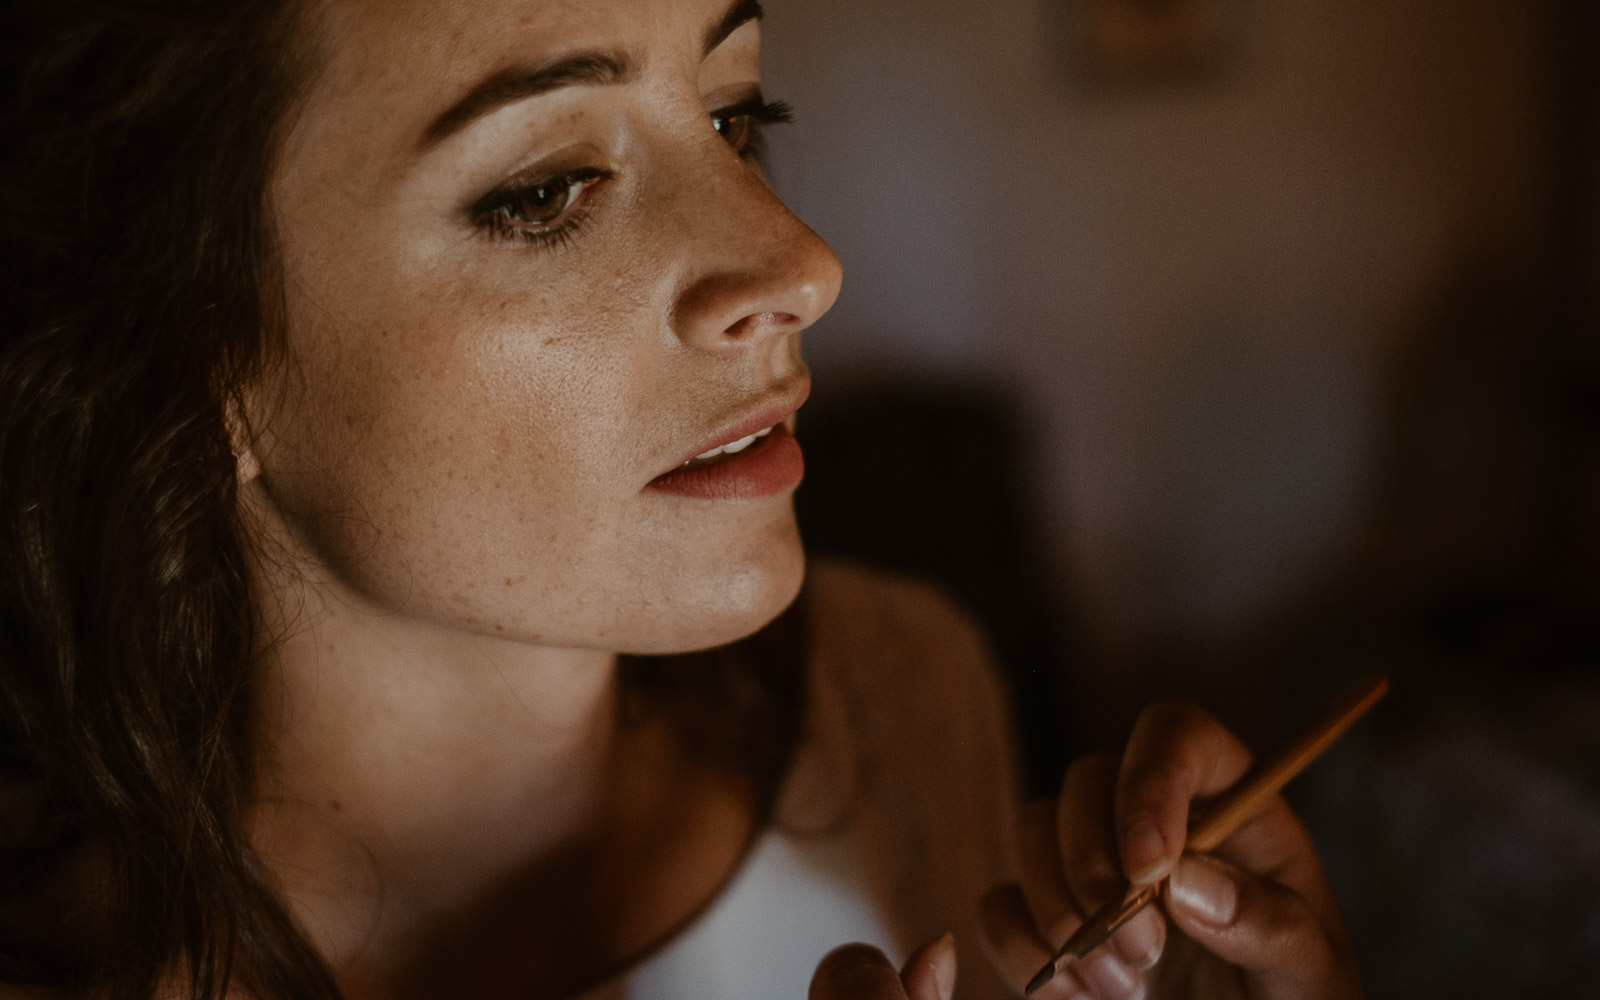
1121,813,1167,884
1081,953,1136,999
1111,905,1165,971
1169,855,1238,927
932,933,957,1000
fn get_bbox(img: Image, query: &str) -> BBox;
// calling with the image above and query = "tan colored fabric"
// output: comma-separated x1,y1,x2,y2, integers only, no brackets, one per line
778,559,1022,1000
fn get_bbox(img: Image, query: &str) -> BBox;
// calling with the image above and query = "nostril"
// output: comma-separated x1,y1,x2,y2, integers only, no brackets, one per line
724,311,798,339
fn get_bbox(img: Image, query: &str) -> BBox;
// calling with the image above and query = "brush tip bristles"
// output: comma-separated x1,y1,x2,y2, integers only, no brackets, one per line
1025,961,1056,995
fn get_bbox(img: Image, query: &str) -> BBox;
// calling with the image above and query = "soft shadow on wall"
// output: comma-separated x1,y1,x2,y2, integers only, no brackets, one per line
767,0,1565,700
772,0,1600,996
794,381,1080,797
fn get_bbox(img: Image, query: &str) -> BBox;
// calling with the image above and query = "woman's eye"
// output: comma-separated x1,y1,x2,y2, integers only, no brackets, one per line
471,168,607,245
712,112,754,153
709,97,793,160
503,178,582,224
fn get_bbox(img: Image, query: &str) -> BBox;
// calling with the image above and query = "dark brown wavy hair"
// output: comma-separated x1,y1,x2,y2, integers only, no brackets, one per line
0,2,806,997
0,0,330,995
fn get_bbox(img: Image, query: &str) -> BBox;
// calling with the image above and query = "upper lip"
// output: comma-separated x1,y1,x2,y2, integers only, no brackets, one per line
657,377,811,476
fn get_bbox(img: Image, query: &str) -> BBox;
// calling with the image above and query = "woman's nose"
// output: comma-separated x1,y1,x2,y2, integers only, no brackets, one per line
668,174,843,355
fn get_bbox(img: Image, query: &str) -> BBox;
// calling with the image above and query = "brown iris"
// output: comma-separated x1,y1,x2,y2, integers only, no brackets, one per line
504,180,574,225
712,112,752,153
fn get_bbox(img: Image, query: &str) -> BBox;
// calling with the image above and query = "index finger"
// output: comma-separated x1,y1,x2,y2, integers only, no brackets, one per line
1113,700,1253,886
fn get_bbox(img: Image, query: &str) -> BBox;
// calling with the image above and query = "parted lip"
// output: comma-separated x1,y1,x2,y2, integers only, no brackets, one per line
656,377,811,477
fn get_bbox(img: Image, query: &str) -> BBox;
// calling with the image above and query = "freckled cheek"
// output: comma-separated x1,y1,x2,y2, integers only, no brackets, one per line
463,297,663,477
276,211,670,511
313,332,643,524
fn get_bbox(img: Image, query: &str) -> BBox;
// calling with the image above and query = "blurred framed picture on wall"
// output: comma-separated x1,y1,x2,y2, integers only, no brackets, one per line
1064,0,1250,83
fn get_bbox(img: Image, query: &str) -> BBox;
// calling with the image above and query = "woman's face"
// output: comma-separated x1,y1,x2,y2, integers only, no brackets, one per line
249,0,840,653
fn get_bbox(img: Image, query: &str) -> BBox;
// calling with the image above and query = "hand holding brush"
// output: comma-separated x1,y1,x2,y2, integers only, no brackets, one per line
978,675,1385,1000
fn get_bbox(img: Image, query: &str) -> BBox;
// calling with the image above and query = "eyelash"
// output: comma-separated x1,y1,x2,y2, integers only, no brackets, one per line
470,96,795,250
470,168,609,248
712,95,794,166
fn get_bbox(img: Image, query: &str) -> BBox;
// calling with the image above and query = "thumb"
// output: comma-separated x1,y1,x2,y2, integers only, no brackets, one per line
810,943,909,1000
899,933,958,1000
1165,854,1356,999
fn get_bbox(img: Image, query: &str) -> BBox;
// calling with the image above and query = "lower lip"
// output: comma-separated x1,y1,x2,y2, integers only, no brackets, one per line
647,424,804,500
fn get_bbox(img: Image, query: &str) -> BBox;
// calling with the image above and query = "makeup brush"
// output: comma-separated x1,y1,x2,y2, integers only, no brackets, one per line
1024,673,1389,996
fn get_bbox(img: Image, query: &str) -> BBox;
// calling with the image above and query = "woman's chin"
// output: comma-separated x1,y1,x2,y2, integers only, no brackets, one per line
622,542,806,656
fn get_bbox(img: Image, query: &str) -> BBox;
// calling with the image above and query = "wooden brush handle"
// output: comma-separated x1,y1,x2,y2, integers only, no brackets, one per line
1186,673,1389,853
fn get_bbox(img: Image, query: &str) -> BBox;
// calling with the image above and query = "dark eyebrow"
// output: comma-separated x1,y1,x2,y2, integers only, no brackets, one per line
419,0,762,152
702,0,763,58
420,51,634,149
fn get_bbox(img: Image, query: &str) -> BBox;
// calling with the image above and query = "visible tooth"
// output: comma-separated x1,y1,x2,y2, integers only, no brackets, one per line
687,426,773,465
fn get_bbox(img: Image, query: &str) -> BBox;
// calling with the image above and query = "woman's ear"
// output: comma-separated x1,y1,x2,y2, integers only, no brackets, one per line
225,395,263,486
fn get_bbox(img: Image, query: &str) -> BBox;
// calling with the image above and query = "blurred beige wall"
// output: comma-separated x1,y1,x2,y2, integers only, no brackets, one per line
763,0,1558,663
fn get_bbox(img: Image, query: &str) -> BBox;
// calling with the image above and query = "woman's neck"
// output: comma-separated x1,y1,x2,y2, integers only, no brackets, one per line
241,554,763,1000
246,559,625,980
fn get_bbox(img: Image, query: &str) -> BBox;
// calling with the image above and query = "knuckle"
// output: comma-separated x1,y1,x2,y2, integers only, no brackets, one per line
1253,885,1336,964
1261,919,1332,977
1129,759,1186,797
1124,700,1256,804
1117,761,1189,825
